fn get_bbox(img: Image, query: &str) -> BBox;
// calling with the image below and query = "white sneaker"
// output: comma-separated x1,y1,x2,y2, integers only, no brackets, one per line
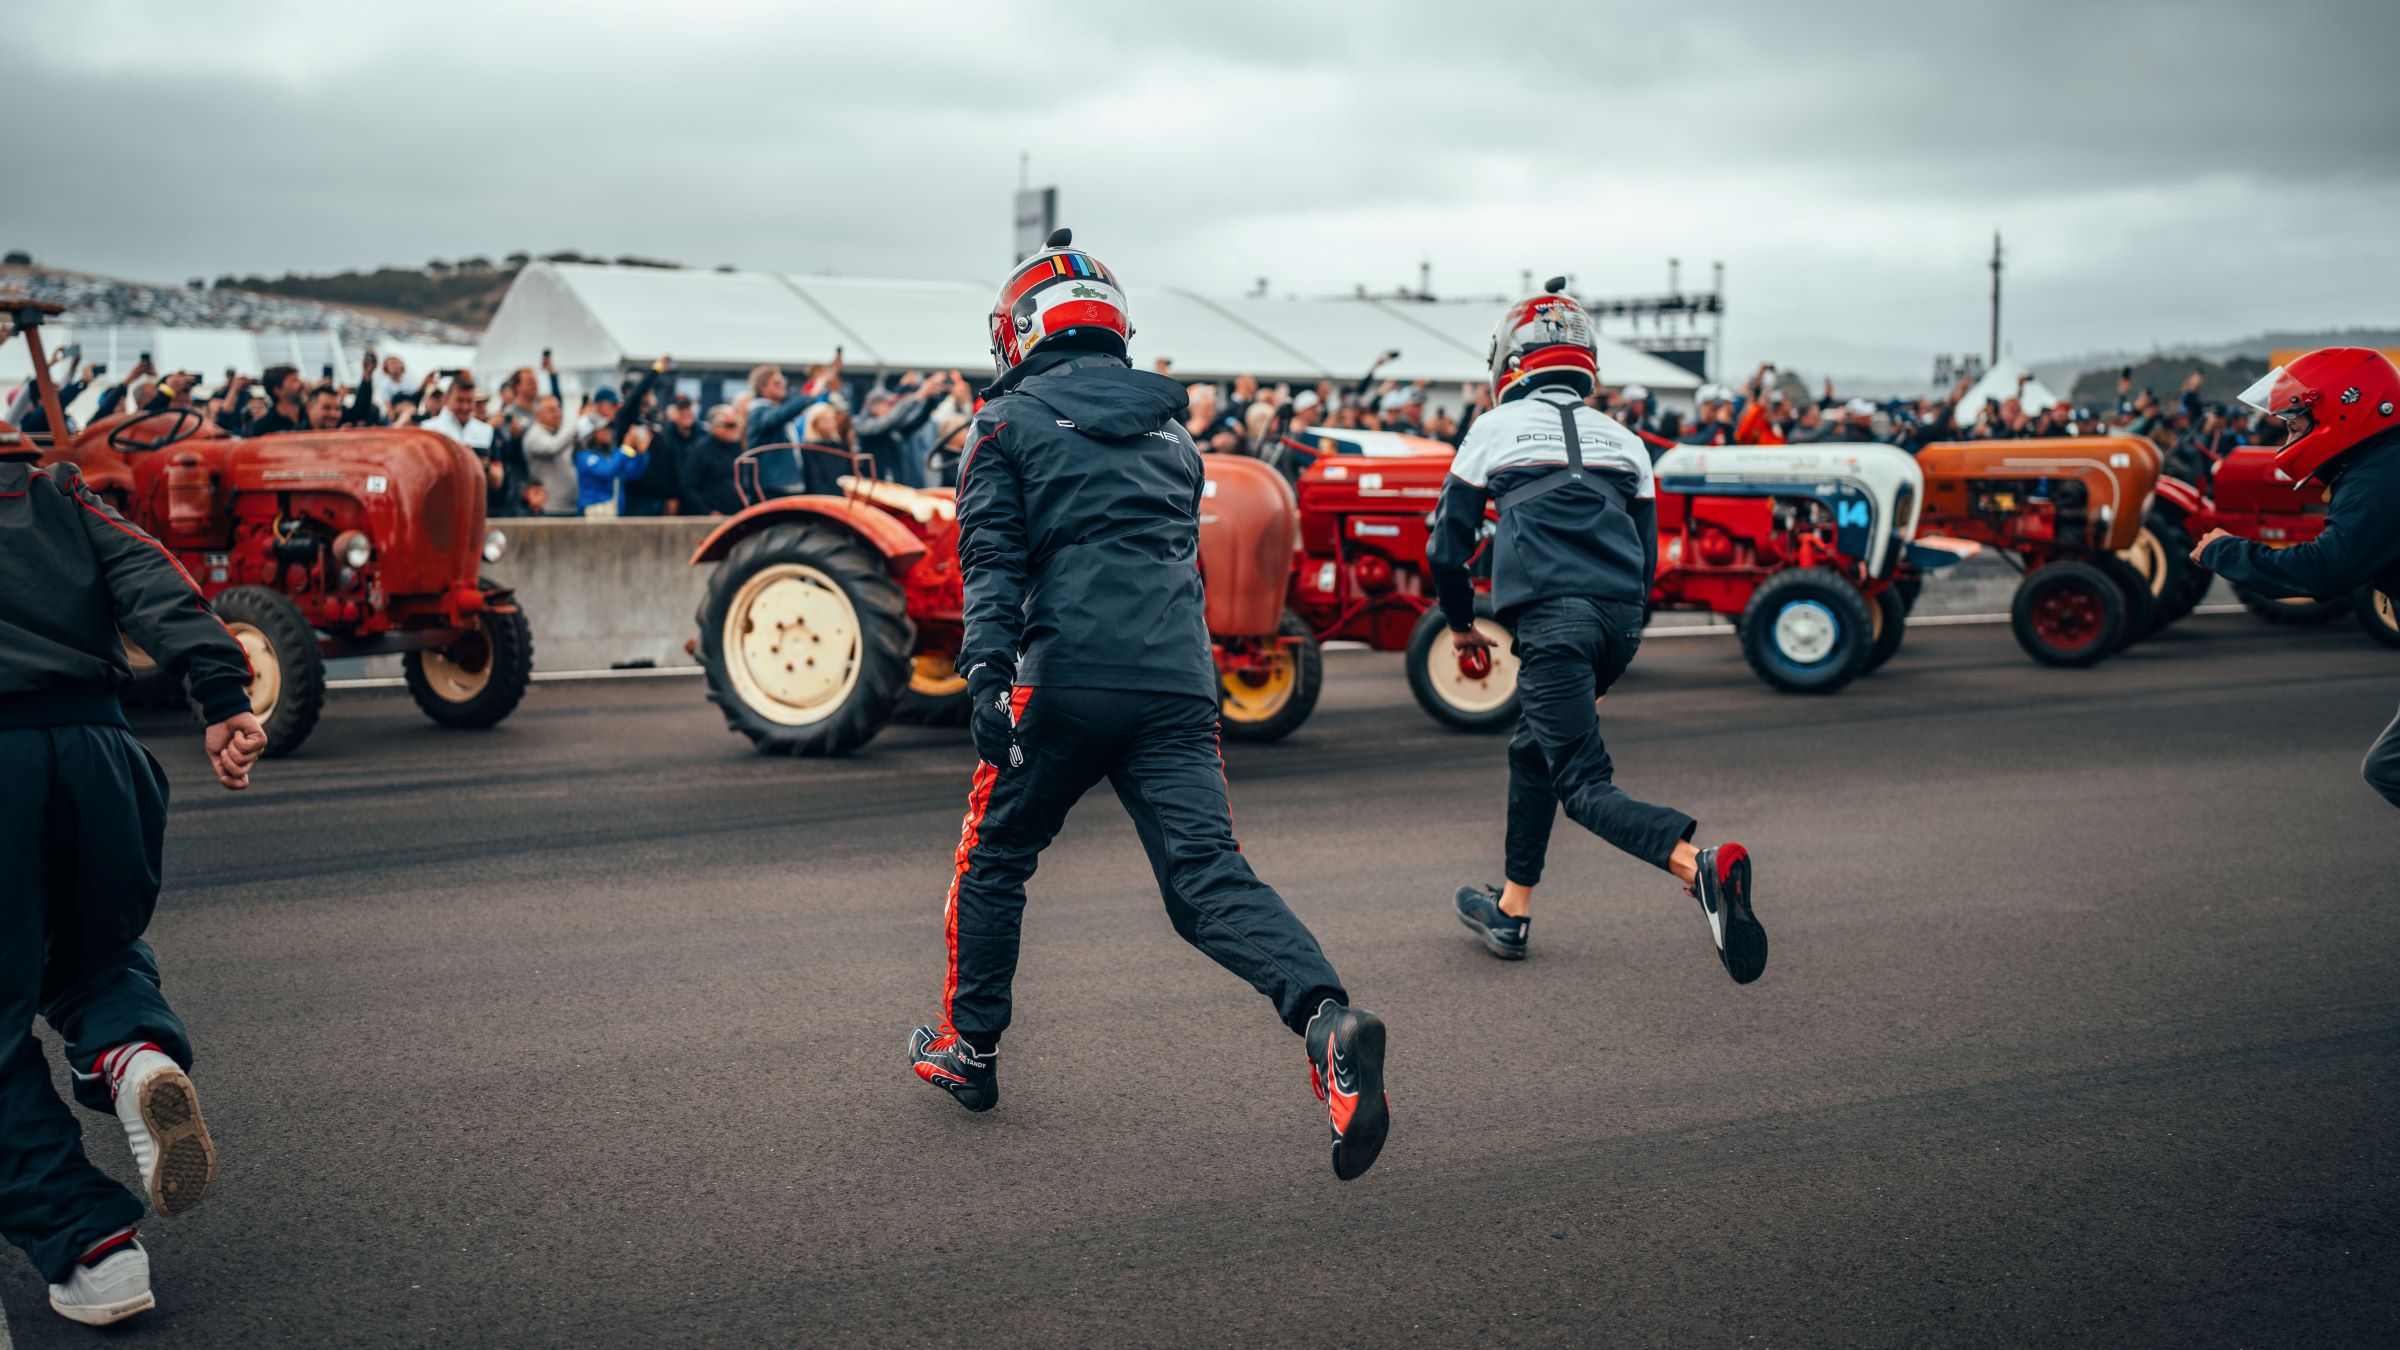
48,1240,154,1326
111,1047,217,1217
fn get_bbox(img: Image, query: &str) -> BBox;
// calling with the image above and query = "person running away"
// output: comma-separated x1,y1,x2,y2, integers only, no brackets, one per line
2193,348,2400,808
1428,278,1767,981
0,387,261,1326
905,229,1391,1181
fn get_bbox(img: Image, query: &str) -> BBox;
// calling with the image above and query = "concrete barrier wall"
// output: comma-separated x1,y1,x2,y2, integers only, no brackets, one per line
345,522,2207,677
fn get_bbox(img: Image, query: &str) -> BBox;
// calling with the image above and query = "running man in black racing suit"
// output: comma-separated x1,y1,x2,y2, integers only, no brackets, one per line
903,230,1391,1181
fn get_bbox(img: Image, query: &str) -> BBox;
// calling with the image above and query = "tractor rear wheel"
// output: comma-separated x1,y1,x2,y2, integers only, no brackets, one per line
1219,611,1323,743
1861,586,1908,675
697,521,912,756
2011,560,2124,667
404,579,535,730
1739,567,1874,694
2094,554,2159,649
2137,508,2210,631
2236,586,2346,626
893,654,973,726
2356,587,2400,648
1406,600,1520,731
212,585,325,757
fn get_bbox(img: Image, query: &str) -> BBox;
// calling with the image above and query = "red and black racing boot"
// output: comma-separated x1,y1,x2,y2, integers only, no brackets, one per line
1690,843,1768,984
1303,1000,1389,1180
908,1026,999,1112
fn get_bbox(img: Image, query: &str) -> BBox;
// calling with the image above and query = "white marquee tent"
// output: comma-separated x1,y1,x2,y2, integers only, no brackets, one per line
1949,357,2062,426
474,263,1703,406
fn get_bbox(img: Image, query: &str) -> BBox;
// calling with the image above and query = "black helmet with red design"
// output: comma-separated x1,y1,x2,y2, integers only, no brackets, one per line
2239,347,2400,485
988,227,1132,377
1489,276,1599,403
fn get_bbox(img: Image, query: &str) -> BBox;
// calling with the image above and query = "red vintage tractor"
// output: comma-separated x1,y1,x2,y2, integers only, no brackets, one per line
1280,428,1930,726
1912,437,2164,667
2140,445,2393,645
689,438,1317,755
5,298,531,755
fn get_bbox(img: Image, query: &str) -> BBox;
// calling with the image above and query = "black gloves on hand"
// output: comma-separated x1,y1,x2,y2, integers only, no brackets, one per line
967,661,1018,769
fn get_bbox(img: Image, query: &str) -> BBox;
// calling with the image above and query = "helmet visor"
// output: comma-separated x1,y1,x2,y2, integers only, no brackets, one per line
2237,366,2304,420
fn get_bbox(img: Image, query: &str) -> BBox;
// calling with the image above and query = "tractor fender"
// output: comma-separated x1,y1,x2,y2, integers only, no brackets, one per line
2151,475,2207,518
688,495,928,576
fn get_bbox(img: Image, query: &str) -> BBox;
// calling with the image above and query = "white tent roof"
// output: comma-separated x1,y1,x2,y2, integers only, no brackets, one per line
1951,358,2061,425
475,263,1702,393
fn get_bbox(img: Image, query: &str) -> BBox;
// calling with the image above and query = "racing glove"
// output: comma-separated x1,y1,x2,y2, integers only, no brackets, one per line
967,660,1019,770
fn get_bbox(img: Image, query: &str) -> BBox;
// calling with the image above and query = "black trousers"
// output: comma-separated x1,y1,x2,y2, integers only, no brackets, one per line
0,722,194,1284
2368,702,2400,810
1503,597,1697,886
941,687,1346,1047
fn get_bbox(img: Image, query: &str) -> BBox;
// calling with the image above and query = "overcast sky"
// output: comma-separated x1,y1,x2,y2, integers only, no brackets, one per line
18,0,2399,378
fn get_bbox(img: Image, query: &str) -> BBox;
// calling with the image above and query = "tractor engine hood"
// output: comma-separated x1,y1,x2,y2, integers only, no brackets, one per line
215,429,487,598
1655,442,1925,577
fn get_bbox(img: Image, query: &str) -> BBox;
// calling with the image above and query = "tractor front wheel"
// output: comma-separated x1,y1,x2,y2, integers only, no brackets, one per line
2011,560,2125,667
2236,586,2347,626
2095,554,2159,649
1739,567,1874,694
2356,587,2400,649
697,521,912,756
404,580,535,730
893,654,974,727
2136,508,2210,631
1219,611,1323,743
212,586,325,757
1406,600,1520,731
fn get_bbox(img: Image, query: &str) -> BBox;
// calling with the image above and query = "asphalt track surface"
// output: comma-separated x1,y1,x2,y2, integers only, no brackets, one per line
5,614,2396,1347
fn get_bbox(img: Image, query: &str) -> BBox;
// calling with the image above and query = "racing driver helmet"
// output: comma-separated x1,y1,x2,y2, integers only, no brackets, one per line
1489,276,1599,403
2237,347,2400,485
988,227,1132,377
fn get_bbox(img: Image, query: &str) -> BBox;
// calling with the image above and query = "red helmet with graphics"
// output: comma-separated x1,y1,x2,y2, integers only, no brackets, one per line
988,227,1132,377
2238,347,2400,485
1489,276,1599,402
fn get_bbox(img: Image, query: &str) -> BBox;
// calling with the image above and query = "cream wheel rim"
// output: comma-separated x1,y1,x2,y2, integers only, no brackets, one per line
2375,591,2397,632
418,625,496,703
1220,647,1298,722
1425,617,1518,714
231,622,280,719
723,563,864,726
2117,526,2170,597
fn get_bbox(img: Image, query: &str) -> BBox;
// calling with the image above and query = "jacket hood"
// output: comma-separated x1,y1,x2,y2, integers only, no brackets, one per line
995,352,1189,440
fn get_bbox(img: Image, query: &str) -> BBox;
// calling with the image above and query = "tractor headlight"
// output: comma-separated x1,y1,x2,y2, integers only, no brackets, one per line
483,529,507,563
335,530,374,569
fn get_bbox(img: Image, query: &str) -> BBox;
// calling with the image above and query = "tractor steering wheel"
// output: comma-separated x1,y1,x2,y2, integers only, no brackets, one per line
108,407,205,454
923,421,972,488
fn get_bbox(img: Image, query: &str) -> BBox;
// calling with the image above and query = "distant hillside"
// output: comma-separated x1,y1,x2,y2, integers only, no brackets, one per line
216,250,686,333
2034,327,2400,399
2066,354,2269,409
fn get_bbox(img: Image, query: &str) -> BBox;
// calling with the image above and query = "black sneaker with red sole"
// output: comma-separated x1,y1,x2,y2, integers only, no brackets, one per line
908,1026,999,1112
1303,1001,1389,1181
1690,843,1768,984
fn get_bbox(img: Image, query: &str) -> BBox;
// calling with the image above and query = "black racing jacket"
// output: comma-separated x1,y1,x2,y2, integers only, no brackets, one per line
1426,384,1658,632
2200,432,2400,603
0,455,254,730
957,349,1216,701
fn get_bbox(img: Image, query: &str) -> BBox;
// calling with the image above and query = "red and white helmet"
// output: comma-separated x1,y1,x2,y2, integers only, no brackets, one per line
1489,276,1599,402
2238,347,2400,485
988,227,1132,377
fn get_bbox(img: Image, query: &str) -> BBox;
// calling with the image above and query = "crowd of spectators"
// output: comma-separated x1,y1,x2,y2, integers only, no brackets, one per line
2,342,979,520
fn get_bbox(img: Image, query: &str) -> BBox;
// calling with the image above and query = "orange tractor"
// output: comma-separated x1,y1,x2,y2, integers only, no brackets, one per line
689,438,1316,755
1913,436,2164,666
4,298,531,754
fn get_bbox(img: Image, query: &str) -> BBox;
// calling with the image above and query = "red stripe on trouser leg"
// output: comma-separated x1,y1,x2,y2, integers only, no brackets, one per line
940,763,999,1034
938,687,1033,1033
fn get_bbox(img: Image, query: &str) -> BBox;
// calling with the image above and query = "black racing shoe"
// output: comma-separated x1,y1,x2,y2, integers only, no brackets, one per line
908,1026,999,1112
1303,1001,1389,1181
1690,843,1768,984
1453,884,1529,960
